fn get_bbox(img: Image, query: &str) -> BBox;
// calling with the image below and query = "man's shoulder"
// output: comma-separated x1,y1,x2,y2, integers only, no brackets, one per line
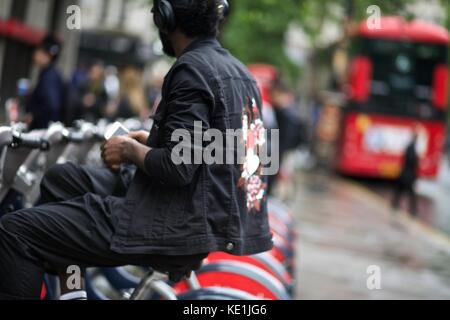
175,49,213,74
176,47,255,83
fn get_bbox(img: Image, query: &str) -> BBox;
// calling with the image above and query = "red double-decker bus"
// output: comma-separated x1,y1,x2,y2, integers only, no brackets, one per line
336,17,449,179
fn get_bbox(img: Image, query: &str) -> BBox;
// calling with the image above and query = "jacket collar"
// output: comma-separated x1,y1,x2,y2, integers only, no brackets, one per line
180,36,221,56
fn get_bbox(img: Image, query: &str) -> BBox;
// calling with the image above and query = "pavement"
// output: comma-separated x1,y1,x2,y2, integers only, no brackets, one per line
416,158,450,235
292,170,450,300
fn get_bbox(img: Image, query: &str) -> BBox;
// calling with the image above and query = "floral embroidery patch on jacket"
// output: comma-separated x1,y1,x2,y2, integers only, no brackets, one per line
238,98,268,212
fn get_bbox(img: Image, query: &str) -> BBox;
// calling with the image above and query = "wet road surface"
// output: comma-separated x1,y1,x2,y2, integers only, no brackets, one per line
292,170,450,300
357,157,450,236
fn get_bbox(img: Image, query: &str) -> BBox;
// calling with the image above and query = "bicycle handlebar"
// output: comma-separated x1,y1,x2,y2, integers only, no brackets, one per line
10,134,50,151
63,130,85,144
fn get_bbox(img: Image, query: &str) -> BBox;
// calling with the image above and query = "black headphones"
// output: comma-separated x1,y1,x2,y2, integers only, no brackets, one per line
153,0,229,33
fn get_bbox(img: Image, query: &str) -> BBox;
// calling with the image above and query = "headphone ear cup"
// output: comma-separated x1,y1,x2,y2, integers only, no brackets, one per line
153,12,163,30
221,0,230,17
158,0,176,32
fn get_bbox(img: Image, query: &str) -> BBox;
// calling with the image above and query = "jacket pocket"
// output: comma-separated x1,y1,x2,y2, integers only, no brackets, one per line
160,188,189,239
128,182,157,239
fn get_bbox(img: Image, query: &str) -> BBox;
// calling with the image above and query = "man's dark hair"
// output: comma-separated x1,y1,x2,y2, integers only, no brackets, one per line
173,0,223,37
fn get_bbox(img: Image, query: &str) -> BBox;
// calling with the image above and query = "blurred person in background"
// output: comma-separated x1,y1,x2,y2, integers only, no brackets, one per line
392,131,420,217
106,66,149,120
145,59,171,116
64,64,89,126
74,60,109,123
268,79,307,193
104,66,121,102
102,65,121,121
25,34,64,130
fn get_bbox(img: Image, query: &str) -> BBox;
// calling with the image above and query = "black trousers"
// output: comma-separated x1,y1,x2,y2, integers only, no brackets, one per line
392,180,418,216
0,163,206,300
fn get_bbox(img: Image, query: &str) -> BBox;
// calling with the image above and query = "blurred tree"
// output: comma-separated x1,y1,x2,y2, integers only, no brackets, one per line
221,0,302,82
446,0,450,30
222,0,411,85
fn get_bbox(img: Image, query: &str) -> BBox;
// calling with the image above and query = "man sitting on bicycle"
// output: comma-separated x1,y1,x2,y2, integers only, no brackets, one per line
0,0,273,300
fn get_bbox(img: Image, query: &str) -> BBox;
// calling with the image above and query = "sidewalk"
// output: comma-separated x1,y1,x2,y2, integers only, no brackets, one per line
293,171,450,300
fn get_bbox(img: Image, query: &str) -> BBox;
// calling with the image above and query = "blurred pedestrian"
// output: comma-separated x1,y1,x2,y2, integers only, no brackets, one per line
102,65,121,120
145,59,171,115
106,66,149,120
268,79,307,193
272,80,306,157
25,34,64,130
104,66,120,102
74,60,109,123
392,132,420,216
64,64,89,126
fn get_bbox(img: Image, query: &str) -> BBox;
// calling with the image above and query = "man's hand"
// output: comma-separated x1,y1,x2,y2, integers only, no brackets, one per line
101,134,152,173
101,136,135,171
128,131,150,145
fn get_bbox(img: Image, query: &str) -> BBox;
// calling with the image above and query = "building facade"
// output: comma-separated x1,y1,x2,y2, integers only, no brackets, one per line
0,0,81,116
0,0,157,123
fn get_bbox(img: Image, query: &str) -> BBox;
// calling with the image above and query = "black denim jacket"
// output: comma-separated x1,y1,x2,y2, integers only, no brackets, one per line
111,37,273,256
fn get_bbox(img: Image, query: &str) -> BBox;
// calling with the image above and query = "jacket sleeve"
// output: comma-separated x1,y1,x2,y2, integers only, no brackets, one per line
143,64,212,187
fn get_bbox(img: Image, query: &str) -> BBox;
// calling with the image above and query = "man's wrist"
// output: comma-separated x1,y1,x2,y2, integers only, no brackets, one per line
125,138,151,171
125,139,138,164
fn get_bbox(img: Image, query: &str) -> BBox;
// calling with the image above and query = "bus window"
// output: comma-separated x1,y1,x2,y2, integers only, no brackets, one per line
354,38,448,121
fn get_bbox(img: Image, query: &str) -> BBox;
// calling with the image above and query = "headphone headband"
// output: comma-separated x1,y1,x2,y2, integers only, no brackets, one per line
154,0,229,33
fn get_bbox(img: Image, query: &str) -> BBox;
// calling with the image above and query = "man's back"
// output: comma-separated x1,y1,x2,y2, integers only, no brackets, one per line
112,37,273,257
167,36,261,122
